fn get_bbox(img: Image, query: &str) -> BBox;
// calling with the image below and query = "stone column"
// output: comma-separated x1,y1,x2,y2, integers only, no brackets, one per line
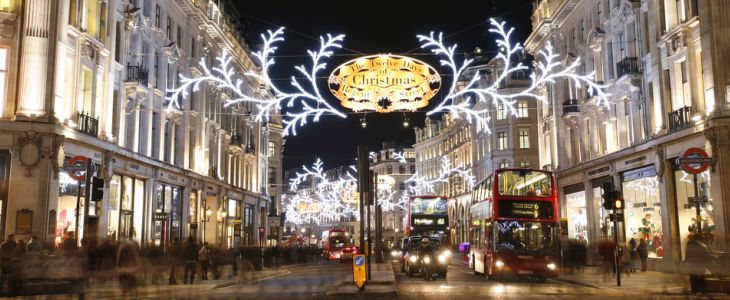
15,0,57,120
705,124,730,253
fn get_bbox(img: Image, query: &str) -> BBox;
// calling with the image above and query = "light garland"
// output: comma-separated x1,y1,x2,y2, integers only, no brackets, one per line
167,27,346,136
418,19,610,133
405,156,474,195
285,159,358,225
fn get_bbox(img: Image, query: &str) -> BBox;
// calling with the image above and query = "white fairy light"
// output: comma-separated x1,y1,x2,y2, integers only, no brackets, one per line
417,19,611,133
405,156,474,195
393,151,407,164
167,27,347,136
285,159,358,224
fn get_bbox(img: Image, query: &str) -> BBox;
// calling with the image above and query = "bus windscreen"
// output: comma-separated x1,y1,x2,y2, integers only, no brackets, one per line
410,197,448,215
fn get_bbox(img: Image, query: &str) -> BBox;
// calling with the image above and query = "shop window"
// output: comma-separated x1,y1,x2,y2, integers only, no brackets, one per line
0,48,7,118
673,169,714,259
622,168,662,258
565,190,588,243
593,185,614,239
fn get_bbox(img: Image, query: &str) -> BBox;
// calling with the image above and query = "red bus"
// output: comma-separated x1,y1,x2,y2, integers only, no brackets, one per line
405,196,450,247
325,229,348,260
468,169,559,280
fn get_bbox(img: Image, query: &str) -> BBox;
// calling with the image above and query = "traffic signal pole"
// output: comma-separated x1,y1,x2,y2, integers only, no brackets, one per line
613,213,621,286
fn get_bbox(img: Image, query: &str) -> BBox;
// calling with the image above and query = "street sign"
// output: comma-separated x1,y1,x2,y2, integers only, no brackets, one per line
353,254,366,290
677,147,711,174
64,155,89,181
688,196,708,204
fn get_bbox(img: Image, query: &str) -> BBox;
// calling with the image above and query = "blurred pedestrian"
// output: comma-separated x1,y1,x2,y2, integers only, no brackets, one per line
9,239,26,295
199,242,210,280
682,234,717,294
596,238,615,281
182,237,198,284
636,238,648,271
117,238,140,293
0,234,17,289
626,238,637,272
25,236,42,254
168,237,181,285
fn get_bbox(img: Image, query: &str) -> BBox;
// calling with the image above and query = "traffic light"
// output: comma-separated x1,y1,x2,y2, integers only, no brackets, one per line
613,193,625,210
602,183,614,210
91,177,105,201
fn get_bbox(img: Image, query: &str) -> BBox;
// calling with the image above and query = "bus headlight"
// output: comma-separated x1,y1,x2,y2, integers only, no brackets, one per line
391,250,399,257
438,255,447,263
495,260,505,268
547,263,556,270
410,256,417,263
442,250,451,257
423,256,431,264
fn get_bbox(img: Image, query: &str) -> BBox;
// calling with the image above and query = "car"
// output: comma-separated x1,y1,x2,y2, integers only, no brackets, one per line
339,245,359,262
403,236,450,278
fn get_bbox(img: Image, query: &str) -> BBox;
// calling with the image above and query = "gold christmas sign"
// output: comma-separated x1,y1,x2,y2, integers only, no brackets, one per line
328,55,441,112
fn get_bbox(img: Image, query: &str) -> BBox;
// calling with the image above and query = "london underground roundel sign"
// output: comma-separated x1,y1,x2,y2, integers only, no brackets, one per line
678,147,712,174
328,54,441,113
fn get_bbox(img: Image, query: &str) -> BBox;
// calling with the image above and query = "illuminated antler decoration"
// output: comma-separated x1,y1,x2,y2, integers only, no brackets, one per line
286,159,358,224
167,27,346,136
405,157,474,195
418,18,610,133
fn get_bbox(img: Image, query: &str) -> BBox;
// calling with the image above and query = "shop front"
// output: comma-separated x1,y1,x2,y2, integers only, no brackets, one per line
153,182,183,248
107,174,145,243
672,166,714,260
621,165,663,258
564,184,588,243
55,155,102,247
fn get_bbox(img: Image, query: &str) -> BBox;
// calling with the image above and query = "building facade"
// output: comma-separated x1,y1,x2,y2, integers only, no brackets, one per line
527,0,730,271
370,143,415,243
0,0,283,250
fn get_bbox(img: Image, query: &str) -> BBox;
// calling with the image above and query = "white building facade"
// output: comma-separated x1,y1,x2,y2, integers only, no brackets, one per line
370,143,415,242
527,0,730,271
0,0,283,250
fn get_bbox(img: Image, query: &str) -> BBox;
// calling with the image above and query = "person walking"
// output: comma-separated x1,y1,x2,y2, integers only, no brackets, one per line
0,234,17,290
182,237,198,284
168,237,181,285
198,242,210,280
627,238,638,272
682,234,717,294
596,238,615,281
636,238,648,271
117,238,141,294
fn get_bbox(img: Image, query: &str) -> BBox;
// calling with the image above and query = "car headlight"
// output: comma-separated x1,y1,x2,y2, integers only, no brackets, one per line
409,256,417,263
495,260,504,268
442,250,451,257
438,255,447,263
423,256,431,264
391,250,398,257
547,263,556,270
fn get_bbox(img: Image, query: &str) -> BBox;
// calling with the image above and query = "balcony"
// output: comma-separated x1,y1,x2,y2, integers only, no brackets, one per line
76,111,99,137
616,57,640,78
668,106,692,132
126,64,149,86
562,99,580,116
230,134,243,146
245,143,255,154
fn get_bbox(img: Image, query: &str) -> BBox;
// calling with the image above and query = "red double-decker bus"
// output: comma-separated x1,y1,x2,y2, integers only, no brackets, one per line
468,169,559,280
404,196,450,247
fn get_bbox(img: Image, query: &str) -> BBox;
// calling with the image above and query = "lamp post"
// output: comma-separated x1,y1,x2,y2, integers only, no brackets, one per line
202,207,212,244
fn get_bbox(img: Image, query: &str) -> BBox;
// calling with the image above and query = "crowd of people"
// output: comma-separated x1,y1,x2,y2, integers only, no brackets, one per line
0,233,321,296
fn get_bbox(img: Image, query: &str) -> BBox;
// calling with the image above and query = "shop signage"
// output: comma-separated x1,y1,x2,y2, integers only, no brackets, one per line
624,156,646,165
622,165,656,181
677,147,712,174
587,165,611,176
688,196,708,204
189,223,199,230
64,155,91,181
413,217,446,226
328,54,441,113
153,213,168,221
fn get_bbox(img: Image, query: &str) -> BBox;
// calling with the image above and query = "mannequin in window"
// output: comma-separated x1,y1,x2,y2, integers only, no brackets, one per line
640,214,652,243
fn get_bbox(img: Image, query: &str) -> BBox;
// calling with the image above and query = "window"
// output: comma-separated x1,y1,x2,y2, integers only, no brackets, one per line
267,141,276,157
0,48,7,117
497,170,553,197
155,5,161,28
517,101,528,118
399,165,405,174
79,67,95,114
519,128,530,149
499,161,509,169
410,165,415,174
68,0,77,25
520,161,530,167
166,17,172,39
387,165,393,174
498,132,508,150
497,104,506,120
191,37,196,58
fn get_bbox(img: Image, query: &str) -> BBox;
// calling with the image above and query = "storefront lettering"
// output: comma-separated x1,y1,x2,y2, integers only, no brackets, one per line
587,166,610,176
624,156,646,165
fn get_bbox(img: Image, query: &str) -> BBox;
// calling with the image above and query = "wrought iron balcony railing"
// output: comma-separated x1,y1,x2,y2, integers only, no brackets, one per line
668,106,692,132
76,111,99,137
230,134,243,146
616,57,640,78
562,99,580,115
126,64,149,86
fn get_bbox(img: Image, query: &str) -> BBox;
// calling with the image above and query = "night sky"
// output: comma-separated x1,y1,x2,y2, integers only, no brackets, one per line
235,1,534,171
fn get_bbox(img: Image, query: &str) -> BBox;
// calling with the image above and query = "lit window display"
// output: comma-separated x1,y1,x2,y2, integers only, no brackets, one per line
565,191,588,243
622,167,662,258
674,169,714,259
57,171,85,246
153,184,182,247
108,175,145,242
593,186,614,239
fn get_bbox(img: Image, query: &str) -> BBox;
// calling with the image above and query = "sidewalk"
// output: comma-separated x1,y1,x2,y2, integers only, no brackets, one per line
555,267,730,297
325,261,397,298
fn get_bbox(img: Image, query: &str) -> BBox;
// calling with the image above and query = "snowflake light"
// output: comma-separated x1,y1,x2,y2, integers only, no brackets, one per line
167,27,346,136
418,19,611,133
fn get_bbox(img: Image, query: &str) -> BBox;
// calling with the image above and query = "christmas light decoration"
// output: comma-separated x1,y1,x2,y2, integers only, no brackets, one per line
286,159,358,225
417,18,611,133
405,156,474,195
167,27,346,136
393,151,407,164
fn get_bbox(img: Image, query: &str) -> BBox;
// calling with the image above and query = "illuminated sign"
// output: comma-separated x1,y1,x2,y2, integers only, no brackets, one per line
498,200,553,219
328,55,441,113
413,217,446,226
297,203,321,214
377,175,395,190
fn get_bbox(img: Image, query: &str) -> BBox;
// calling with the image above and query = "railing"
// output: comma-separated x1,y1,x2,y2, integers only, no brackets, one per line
616,57,640,78
668,106,692,132
245,143,255,154
126,64,149,86
562,99,579,115
230,134,243,146
76,111,99,137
